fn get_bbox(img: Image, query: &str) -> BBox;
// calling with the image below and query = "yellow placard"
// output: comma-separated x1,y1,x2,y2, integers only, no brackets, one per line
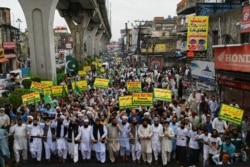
30,81,48,93
100,67,105,73
186,16,209,51
97,63,102,68
132,93,153,106
92,61,97,66
41,81,53,87
22,92,41,105
43,87,51,95
94,78,109,88
127,81,141,92
84,66,91,72
78,70,86,76
119,96,133,109
51,86,68,97
72,80,88,90
96,58,102,63
116,57,122,62
153,88,172,101
219,104,244,125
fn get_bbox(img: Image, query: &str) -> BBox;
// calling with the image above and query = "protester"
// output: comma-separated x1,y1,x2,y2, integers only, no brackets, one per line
0,62,249,167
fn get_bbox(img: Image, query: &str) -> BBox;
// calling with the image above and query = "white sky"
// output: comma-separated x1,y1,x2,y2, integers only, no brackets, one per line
1,0,180,41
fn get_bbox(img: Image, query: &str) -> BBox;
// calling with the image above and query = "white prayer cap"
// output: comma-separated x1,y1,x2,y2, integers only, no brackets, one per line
60,115,66,120
78,113,84,117
173,111,177,114
56,106,61,110
122,116,128,120
154,117,160,122
84,119,89,122
0,107,5,111
87,111,92,115
28,115,34,120
144,112,150,116
81,110,86,113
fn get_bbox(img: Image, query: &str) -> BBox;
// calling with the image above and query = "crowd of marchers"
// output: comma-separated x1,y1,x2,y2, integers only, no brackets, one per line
0,62,250,167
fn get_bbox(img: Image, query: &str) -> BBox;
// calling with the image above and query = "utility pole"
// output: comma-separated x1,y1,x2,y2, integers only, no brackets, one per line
134,20,145,66
16,18,22,67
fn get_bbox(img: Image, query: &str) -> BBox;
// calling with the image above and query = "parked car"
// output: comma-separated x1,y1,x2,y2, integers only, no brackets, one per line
0,90,10,98
0,79,18,91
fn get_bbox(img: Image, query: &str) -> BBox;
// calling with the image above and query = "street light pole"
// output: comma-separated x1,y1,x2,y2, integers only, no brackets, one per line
134,20,145,66
16,18,22,68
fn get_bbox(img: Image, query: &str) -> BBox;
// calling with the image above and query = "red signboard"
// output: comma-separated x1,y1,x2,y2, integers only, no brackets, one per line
3,42,16,49
241,6,250,33
214,44,250,73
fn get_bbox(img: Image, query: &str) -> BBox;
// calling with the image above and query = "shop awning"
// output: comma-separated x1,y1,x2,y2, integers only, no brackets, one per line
0,58,9,63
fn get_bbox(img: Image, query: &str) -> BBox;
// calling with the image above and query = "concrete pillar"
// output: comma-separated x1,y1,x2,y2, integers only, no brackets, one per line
18,0,57,80
63,11,94,62
94,30,104,55
85,26,98,57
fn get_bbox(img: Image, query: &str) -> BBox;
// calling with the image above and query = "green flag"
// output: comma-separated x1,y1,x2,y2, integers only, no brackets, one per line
74,83,82,97
65,55,79,75
44,93,55,108
62,86,68,98
53,76,57,86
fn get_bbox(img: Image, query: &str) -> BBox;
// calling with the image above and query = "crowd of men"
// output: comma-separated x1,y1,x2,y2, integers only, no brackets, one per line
0,62,250,167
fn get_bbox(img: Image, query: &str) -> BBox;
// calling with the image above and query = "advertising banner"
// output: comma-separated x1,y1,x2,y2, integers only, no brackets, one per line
214,44,250,73
153,88,172,101
241,6,250,33
22,92,41,105
119,96,133,109
127,81,142,92
191,60,215,83
72,80,88,90
132,93,153,106
51,86,68,97
186,16,209,51
30,81,48,94
94,78,109,88
219,103,244,125
41,81,53,87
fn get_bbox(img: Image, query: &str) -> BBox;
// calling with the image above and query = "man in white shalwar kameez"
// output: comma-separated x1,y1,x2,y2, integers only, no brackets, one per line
91,118,107,163
151,117,163,165
27,118,44,163
159,121,175,166
42,117,57,163
138,119,153,165
9,118,28,166
76,119,92,161
66,118,80,163
129,117,142,164
51,115,68,163
116,112,131,161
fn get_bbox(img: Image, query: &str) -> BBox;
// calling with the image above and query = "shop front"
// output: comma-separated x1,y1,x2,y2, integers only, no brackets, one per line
2,41,17,71
214,44,250,112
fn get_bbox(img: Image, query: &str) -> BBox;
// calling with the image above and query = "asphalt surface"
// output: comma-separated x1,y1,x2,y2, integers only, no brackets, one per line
10,153,250,167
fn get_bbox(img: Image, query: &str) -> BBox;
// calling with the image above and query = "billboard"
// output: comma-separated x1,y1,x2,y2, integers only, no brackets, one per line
214,44,250,73
191,60,215,83
186,16,209,52
141,44,166,53
241,6,250,33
